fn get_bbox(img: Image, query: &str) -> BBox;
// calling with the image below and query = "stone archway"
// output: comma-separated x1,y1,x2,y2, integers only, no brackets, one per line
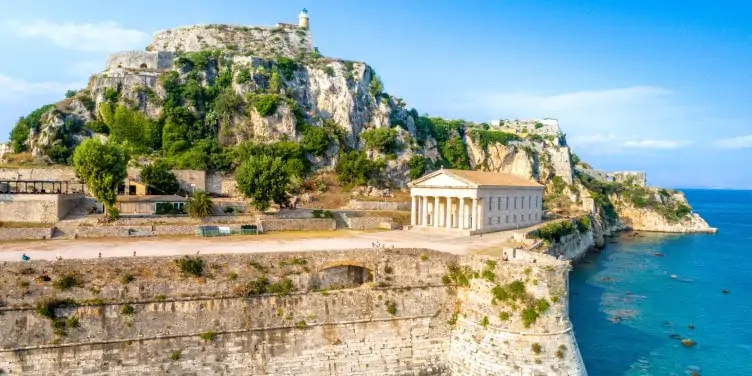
139,63,148,69
315,265,374,290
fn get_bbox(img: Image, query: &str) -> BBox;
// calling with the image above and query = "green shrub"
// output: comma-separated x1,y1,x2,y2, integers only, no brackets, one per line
120,274,135,284
170,350,182,361
444,263,473,287
199,331,217,341
535,299,550,313
334,150,381,186
86,120,109,134
176,256,204,277
361,128,398,153
247,93,279,116
527,220,577,243
228,272,238,280
499,311,510,321
235,68,252,84
36,298,77,319
223,206,235,213
468,129,520,149
54,274,82,290
521,307,539,328
51,318,68,336
121,304,135,315
301,125,330,156
323,66,335,77
575,216,591,233
385,301,397,315
66,316,80,328
294,320,308,328
531,343,542,354
480,316,489,327
407,155,427,180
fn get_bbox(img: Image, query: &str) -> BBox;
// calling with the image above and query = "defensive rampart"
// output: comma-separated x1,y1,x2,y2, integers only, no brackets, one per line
0,249,585,375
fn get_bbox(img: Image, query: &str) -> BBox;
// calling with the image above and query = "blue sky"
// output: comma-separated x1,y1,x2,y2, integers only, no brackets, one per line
1,0,750,188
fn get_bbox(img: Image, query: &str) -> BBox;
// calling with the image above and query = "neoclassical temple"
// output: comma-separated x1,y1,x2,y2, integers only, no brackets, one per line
407,168,545,234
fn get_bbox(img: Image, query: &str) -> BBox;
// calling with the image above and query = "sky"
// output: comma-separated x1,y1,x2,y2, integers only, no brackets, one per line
0,0,750,189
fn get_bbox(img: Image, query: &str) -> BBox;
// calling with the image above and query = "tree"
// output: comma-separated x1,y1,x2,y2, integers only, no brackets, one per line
73,139,127,217
408,155,427,180
361,128,397,153
65,90,77,98
140,160,180,195
186,190,213,219
335,150,380,186
236,155,289,211
301,125,330,156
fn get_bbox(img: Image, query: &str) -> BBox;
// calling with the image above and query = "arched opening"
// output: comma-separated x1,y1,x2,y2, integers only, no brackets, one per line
117,64,122,68
315,265,373,290
139,63,148,69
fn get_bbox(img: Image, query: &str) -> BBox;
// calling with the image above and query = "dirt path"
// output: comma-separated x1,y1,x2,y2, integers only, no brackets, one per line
0,230,479,261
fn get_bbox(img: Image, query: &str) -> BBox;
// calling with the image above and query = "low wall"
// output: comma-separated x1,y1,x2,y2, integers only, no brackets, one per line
259,218,335,231
345,215,394,230
346,199,410,211
0,194,83,223
0,227,53,241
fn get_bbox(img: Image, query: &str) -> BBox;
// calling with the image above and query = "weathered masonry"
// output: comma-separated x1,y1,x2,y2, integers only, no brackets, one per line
0,249,586,375
408,168,544,234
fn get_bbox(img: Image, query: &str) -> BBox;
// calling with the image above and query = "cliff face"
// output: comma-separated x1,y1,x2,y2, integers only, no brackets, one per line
2,23,714,233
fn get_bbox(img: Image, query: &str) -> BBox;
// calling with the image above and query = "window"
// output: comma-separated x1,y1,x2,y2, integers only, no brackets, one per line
498,197,502,211
529,196,532,208
513,214,517,223
528,214,531,221
535,213,539,220
489,197,493,211
514,197,517,209
536,196,539,208
497,217,501,224
506,197,509,209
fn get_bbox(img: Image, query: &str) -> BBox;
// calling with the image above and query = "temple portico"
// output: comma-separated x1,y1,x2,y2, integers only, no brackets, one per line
408,169,545,234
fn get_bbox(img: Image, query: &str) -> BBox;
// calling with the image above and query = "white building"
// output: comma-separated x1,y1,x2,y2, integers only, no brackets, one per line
407,168,545,234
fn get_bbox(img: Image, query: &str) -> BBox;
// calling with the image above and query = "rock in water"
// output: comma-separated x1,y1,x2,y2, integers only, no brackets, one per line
681,338,697,347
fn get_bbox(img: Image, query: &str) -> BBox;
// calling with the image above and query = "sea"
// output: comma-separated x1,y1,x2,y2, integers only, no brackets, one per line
570,189,752,376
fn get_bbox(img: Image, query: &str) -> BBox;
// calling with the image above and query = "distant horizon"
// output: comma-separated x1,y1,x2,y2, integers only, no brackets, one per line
0,1,750,188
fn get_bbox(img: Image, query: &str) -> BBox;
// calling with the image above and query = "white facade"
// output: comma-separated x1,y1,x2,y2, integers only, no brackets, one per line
407,169,544,234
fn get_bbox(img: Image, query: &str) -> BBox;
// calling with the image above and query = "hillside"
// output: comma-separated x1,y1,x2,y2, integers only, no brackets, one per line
1,23,714,234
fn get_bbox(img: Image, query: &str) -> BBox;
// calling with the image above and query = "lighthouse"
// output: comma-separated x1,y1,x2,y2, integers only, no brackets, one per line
298,8,309,29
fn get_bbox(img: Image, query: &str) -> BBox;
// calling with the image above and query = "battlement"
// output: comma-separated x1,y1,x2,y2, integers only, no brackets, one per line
104,51,175,71
491,118,562,136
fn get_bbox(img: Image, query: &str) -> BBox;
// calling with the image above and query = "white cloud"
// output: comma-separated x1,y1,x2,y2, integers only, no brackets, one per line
0,74,81,102
714,134,752,149
7,20,148,52
622,139,692,149
455,86,704,152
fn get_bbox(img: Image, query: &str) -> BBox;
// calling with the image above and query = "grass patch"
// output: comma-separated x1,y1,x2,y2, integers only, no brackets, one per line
200,331,217,341
120,304,135,315
170,350,182,361
385,301,397,315
53,273,82,290
176,256,204,277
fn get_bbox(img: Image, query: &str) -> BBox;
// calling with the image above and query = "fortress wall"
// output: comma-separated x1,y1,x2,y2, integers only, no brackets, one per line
346,199,410,211
0,249,585,375
104,51,175,71
0,167,78,181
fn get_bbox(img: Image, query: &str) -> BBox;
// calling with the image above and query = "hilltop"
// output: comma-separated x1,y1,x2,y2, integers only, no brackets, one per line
0,21,714,235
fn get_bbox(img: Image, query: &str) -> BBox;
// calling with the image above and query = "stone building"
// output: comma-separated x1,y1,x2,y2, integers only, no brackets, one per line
408,169,544,234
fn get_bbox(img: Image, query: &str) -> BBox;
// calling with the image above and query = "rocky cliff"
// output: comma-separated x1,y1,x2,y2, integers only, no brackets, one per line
2,23,714,234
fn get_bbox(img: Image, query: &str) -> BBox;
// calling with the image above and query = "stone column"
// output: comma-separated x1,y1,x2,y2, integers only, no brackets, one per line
411,195,418,226
458,197,465,229
471,198,478,231
433,196,440,228
421,196,428,226
445,196,453,229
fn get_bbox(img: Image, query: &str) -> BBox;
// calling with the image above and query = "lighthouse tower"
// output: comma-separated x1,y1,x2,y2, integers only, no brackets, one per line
298,8,309,29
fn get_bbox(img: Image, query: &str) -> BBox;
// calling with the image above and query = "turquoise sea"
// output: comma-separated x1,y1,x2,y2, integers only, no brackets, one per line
570,189,752,376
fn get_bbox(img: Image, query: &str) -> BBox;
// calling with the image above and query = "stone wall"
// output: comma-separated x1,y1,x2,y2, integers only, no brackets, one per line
343,215,394,230
491,118,562,136
0,227,53,241
259,218,335,231
104,51,175,71
346,199,410,211
0,249,585,375
0,167,78,181
173,169,207,192
611,171,647,187
0,194,83,223
206,171,238,196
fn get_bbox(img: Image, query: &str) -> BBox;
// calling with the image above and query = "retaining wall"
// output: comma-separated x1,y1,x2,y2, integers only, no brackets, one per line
0,227,53,241
346,199,410,211
259,218,336,232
